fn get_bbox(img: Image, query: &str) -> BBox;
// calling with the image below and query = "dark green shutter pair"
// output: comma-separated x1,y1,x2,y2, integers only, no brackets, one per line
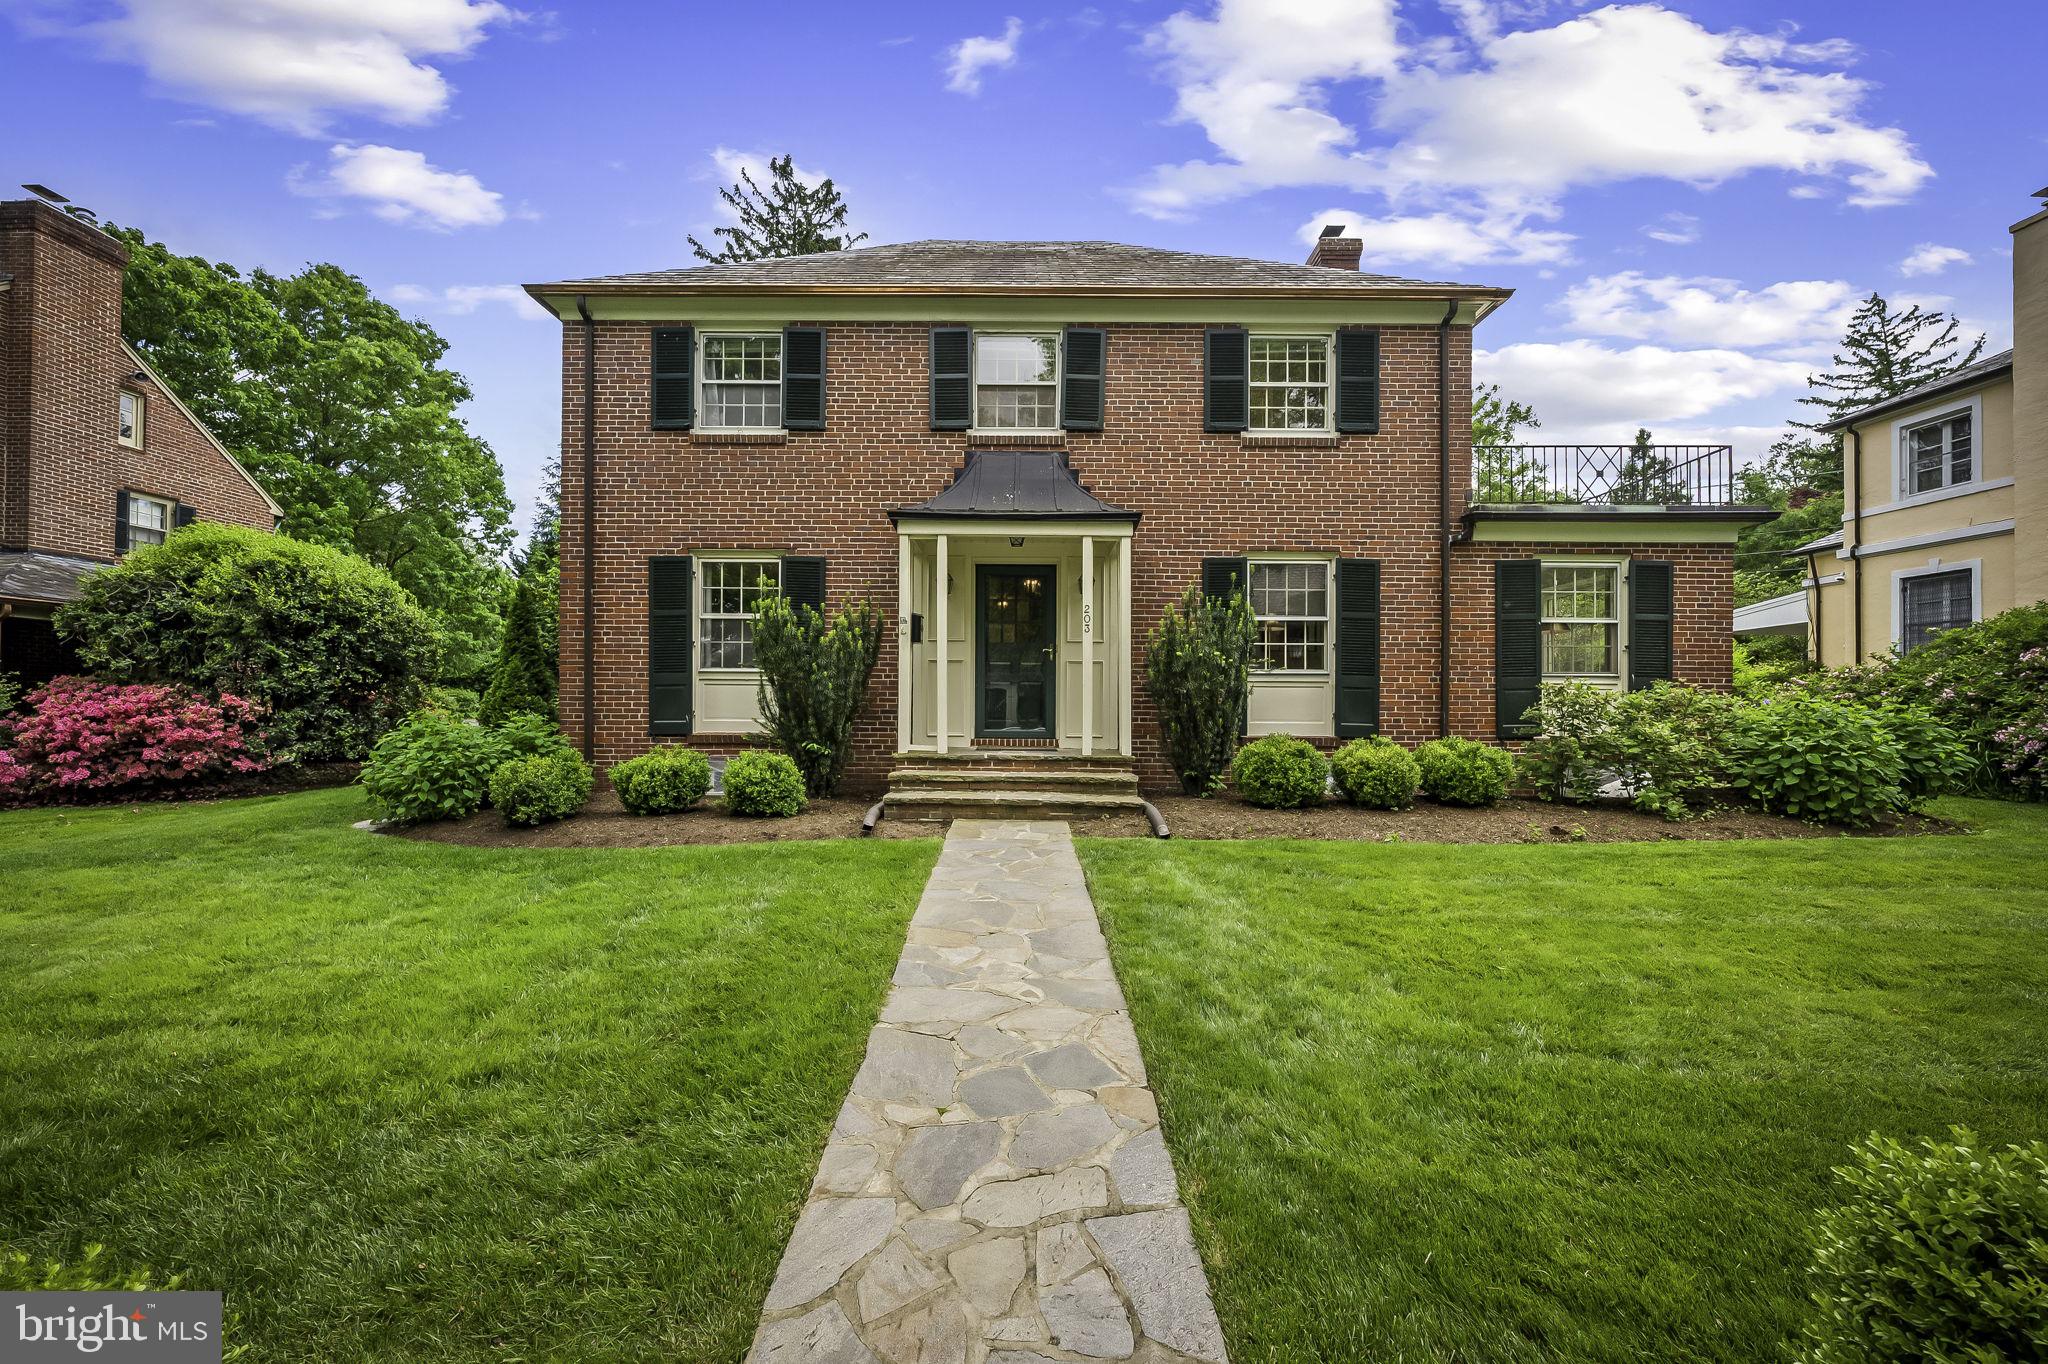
1197,556,1381,737
1203,328,1379,433
112,489,194,553
650,326,826,431
1494,559,1674,737
646,554,829,735
929,327,1107,431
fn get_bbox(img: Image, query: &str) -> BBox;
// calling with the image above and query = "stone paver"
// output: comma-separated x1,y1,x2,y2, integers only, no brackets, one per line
746,820,1228,1363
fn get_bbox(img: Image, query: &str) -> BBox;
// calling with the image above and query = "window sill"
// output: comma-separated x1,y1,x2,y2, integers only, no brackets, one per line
965,430,1066,447
1241,432,1339,449
691,430,787,445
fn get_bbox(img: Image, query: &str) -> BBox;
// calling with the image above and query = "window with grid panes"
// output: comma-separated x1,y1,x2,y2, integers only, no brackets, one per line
1249,561,1329,671
1540,564,1621,679
127,492,172,549
1248,336,1330,432
974,333,1059,430
700,335,783,429
1900,569,1973,653
699,559,780,669
1904,411,1973,495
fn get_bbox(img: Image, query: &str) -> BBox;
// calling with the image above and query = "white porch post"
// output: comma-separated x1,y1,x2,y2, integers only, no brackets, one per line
934,533,950,754
1080,536,1095,757
896,532,912,753
1117,537,1134,756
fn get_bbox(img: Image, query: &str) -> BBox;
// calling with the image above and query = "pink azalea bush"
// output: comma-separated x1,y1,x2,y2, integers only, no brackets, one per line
0,676,269,801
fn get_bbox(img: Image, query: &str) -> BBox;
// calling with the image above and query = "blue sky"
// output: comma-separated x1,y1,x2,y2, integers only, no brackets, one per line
6,1,2042,540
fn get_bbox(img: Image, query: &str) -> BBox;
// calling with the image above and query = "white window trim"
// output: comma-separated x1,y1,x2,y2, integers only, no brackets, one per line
969,330,1063,436
1246,332,1335,435
1890,392,1983,501
695,553,782,675
117,390,144,449
1539,556,1629,687
1247,553,1333,677
695,332,786,434
126,490,174,549
1891,558,1981,653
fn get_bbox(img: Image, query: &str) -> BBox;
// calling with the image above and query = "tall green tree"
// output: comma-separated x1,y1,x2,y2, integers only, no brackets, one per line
110,226,515,679
480,538,558,724
1611,427,1689,505
1470,382,1548,501
686,156,867,264
1795,293,1988,434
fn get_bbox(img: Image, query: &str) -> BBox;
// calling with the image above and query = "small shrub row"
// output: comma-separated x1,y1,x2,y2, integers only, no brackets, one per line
1229,734,1518,810
606,746,806,818
0,676,270,801
360,710,586,826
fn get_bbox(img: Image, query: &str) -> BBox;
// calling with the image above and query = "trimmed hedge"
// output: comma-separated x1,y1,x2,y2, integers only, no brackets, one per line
1330,737,1419,810
610,747,713,815
490,750,593,826
723,750,807,817
1415,737,1513,807
1231,734,1329,809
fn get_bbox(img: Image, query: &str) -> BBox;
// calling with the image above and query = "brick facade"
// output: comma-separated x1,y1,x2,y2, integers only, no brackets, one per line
556,315,1734,792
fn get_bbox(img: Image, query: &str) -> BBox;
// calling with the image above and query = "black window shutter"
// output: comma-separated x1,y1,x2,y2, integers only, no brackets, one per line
1061,327,1106,431
651,327,695,430
1204,328,1248,433
782,555,827,612
1201,556,1248,605
783,326,826,430
649,556,694,735
1335,329,1381,434
930,327,972,430
114,489,131,553
1334,558,1381,737
1628,560,1675,690
173,503,197,528
1495,559,1543,738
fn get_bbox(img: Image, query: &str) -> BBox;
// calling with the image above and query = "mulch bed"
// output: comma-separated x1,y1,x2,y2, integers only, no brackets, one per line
394,789,1966,848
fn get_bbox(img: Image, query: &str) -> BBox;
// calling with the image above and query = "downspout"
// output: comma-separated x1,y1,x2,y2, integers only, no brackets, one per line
1438,298,1459,737
1846,427,1863,663
1806,548,1823,665
576,294,597,761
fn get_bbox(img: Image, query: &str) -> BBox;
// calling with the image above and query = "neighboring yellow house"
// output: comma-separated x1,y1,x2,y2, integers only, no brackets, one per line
1803,188,2048,665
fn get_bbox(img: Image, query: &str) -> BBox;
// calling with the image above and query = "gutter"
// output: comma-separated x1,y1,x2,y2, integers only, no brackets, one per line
1846,426,1863,663
1806,548,1823,665
577,294,597,761
1438,298,1457,738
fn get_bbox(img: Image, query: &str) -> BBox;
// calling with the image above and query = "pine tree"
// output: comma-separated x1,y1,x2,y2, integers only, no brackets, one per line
480,547,557,724
1610,428,1688,504
687,156,867,264
1795,293,1987,432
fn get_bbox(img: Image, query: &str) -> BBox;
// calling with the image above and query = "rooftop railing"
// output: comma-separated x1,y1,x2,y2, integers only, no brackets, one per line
1471,444,1754,508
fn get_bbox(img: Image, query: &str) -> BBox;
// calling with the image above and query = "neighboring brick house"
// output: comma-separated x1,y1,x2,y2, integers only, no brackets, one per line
0,197,281,685
525,233,1767,799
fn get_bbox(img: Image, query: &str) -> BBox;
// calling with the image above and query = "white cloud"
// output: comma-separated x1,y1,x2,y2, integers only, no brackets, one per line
1475,339,1812,433
1556,271,1862,348
390,283,549,319
1129,2,1929,220
1641,211,1701,245
1899,243,1972,277
66,0,511,134
291,144,505,230
945,17,1022,95
1297,207,1572,266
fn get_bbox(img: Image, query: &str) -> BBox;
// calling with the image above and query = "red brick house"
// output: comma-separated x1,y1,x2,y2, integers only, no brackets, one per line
1,197,281,684
525,232,1766,802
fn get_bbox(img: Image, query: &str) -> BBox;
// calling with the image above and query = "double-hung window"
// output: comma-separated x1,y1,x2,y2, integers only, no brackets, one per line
1904,409,1973,495
126,492,173,550
1540,563,1621,683
699,334,783,430
1249,561,1329,672
699,559,780,670
974,333,1059,430
1899,568,1974,653
1248,336,1331,432
118,391,144,448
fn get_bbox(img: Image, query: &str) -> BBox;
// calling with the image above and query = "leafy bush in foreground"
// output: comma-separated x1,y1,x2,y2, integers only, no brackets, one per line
489,750,592,826
1231,734,1329,809
1415,737,1513,807
1518,682,1739,820
359,711,511,823
1725,694,1903,828
610,747,714,815
1872,705,1970,810
1330,736,1420,810
0,677,268,801
722,749,807,817
1146,581,1256,795
1799,1128,2048,1364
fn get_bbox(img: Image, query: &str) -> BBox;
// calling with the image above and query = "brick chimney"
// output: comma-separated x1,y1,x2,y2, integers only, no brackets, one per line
1306,223,1362,270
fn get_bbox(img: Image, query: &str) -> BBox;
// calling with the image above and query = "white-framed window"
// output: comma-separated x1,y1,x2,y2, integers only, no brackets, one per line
126,492,173,550
1540,561,1624,682
699,558,781,670
1248,335,1331,432
1903,410,1973,496
118,390,144,448
1896,562,1978,654
1248,559,1330,672
974,332,1060,430
699,333,783,430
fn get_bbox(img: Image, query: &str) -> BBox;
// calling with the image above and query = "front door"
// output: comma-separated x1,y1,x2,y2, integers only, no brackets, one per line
977,564,1056,740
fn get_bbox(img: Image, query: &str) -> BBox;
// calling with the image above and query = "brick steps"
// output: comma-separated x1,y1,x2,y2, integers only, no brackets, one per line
882,750,1153,825
880,788,1148,821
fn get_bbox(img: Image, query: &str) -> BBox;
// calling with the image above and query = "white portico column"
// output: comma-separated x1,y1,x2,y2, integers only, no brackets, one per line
934,533,950,754
1117,537,1133,755
1080,536,1095,757
896,532,912,753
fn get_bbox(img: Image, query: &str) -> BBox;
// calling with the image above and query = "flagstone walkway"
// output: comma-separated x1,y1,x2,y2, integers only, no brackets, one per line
746,819,1228,1364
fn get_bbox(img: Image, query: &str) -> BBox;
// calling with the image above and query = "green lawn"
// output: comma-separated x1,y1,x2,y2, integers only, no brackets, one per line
1080,799,2048,1364
0,788,937,1363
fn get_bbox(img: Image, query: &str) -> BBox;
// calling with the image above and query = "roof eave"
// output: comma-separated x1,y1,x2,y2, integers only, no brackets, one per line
1819,358,2015,433
526,281,1515,303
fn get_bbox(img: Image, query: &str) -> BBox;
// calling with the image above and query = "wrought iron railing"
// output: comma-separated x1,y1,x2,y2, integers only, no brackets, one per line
1471,444,1752,507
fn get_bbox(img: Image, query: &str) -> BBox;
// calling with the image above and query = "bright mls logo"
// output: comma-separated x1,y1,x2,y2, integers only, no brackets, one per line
4,1293,221,1361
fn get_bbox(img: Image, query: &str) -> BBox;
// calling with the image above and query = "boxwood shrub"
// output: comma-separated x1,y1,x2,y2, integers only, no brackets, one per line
1231,734,1329,809
1415,737,1514,807
1330,736,1419,810
610,747,713,815
723,749,807,817
489,750,593,827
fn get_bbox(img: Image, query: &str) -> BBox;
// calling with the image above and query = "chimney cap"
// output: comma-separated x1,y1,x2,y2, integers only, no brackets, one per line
21,184,68,204
1318,223,1347,238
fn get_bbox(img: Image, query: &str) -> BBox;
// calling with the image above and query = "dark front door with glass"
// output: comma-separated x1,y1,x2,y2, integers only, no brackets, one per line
977,564,1056,740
